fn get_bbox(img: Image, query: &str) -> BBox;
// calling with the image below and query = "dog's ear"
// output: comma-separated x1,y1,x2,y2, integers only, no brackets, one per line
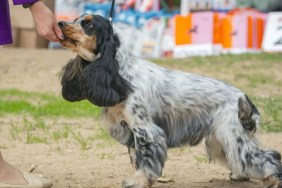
81,32,132,107
60,55,89,102
93,21,120,55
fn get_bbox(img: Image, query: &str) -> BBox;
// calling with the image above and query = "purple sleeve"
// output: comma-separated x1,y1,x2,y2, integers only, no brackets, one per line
0,0,13,45
12,0,38,5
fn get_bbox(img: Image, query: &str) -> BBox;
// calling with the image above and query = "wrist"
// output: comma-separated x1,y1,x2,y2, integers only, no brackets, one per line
28,1,44,12
22,0,39,9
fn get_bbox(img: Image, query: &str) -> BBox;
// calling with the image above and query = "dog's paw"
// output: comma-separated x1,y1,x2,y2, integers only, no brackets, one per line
263,174,282,188
229,173,250,182
122,177,135,188
122,176,146,188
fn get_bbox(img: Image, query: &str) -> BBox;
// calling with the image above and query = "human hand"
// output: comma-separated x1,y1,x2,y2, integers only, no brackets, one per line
29,1,63,42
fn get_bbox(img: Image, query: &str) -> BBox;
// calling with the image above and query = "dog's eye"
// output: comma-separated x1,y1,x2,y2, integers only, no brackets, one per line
86,22,93,27
83,20,93,28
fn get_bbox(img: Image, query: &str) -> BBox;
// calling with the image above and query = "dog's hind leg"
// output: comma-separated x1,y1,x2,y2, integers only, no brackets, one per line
225,133,282,187
211,96,282,187
205,134,228,167
205,131,253,182
122,124,167,188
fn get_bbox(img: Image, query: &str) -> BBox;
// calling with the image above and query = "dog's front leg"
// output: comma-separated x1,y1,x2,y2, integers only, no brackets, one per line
122,124,167,188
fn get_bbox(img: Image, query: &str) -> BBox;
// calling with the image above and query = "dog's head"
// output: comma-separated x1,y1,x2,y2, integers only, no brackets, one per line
58,14,119,61
59,14,132,107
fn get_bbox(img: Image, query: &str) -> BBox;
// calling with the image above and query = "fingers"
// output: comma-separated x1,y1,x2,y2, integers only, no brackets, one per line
48,32,59,42
53,22,64,40
37,22,64,42
36,17,64,42
38,28,59,42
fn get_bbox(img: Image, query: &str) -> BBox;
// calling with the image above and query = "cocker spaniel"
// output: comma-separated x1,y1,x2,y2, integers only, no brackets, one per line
58,14,282,188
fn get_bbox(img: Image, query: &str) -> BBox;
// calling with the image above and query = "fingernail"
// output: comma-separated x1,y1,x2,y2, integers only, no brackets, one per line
61,35,65,40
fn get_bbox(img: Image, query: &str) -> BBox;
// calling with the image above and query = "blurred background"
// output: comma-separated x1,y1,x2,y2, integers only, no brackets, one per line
1,1,282,187
6,0,282,58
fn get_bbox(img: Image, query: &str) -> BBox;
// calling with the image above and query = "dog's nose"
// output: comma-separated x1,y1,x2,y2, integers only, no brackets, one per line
58,21,67,28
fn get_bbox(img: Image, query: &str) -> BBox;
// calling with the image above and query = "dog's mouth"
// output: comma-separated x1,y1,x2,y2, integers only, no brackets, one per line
61,34,79,46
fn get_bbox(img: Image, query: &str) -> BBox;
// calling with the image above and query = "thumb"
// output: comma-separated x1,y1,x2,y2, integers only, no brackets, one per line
54,22,64,40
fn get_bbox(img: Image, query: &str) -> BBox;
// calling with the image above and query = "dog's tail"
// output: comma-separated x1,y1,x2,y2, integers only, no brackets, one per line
238,95,260,133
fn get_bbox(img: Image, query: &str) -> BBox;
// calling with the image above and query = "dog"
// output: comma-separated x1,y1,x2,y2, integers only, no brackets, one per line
58,14,282,188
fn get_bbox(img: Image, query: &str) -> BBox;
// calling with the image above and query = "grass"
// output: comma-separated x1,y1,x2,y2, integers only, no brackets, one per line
72,131,92,150
89,128,116,145
194,155,209,163
9,117,48,143
7,116,115,149
153,52,282,67
98,152,115,160
254,97,282,132
52,126,70,141
0,89,101,118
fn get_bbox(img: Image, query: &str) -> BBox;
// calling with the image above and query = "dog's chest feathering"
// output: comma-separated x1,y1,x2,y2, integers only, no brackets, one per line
103,104,135,147
104,104,127,126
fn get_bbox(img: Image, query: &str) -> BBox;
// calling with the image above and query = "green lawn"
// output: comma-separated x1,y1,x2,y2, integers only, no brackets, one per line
0,89,100,118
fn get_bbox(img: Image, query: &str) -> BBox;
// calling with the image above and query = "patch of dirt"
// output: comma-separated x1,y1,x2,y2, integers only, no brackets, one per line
0,48,282,188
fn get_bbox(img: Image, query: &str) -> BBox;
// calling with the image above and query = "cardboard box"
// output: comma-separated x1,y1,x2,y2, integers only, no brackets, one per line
7,0,55,48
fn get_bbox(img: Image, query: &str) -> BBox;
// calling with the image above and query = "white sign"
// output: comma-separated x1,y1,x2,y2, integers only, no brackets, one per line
173,44,218,57
262,12,282,52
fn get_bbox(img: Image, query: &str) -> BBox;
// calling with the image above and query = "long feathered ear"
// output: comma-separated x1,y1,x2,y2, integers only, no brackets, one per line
60,55,89,102
81,32,133,107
